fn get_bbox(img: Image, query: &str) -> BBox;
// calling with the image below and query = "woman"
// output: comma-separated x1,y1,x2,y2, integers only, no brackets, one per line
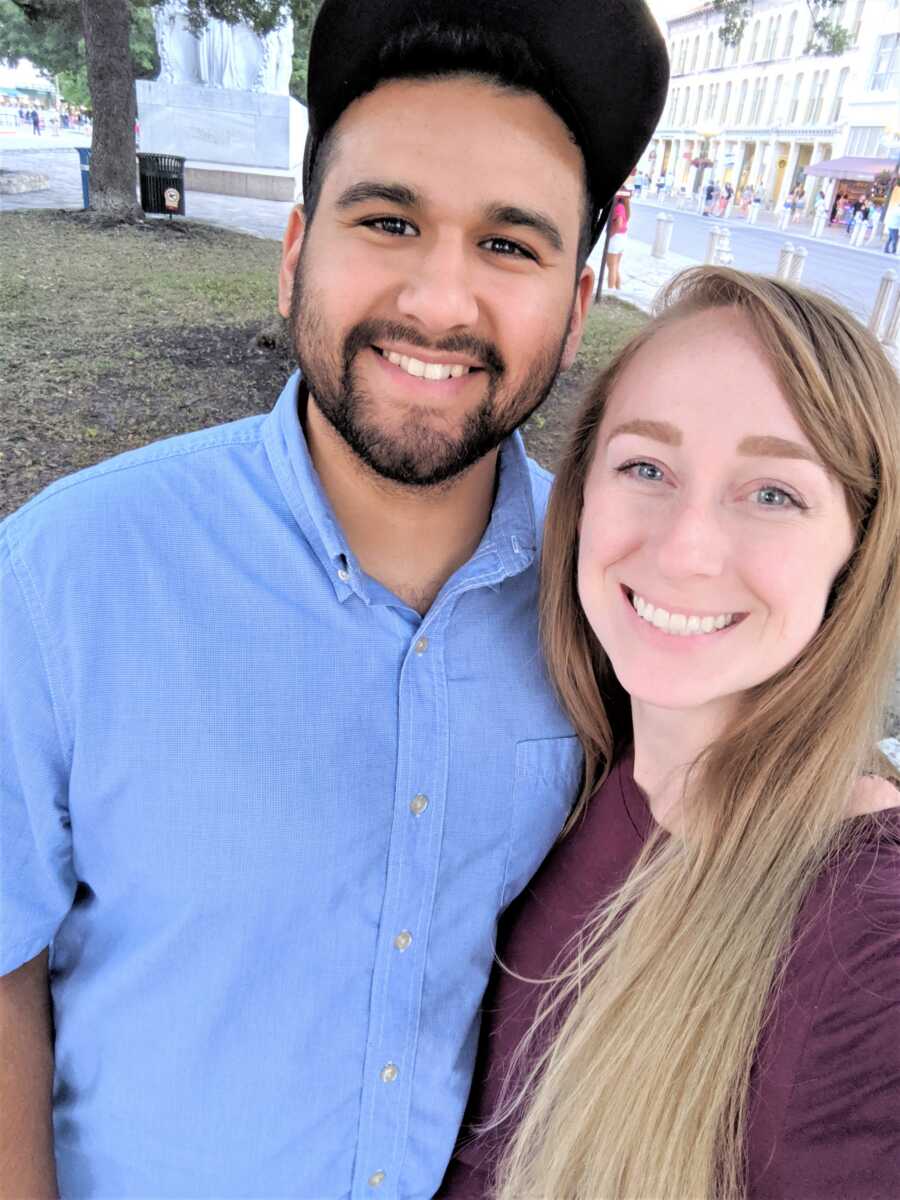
605,191,630,290
440,267,900,1199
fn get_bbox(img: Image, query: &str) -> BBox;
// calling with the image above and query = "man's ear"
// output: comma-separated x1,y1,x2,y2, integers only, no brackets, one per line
278,204,307,318
560,266,595,371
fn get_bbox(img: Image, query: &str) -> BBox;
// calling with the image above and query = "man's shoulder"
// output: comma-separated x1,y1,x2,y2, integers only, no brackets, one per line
3,414,267,554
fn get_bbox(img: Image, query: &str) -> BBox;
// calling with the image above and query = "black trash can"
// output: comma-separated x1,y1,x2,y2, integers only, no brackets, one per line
137,153,186,216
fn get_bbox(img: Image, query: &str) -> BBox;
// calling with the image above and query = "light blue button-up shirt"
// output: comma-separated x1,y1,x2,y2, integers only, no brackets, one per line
1,374,582,1199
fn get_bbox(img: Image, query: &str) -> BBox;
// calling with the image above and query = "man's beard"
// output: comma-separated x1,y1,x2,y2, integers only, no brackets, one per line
290,254,570,488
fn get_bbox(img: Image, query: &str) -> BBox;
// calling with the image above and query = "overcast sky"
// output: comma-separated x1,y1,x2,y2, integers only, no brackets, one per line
647,0,695,34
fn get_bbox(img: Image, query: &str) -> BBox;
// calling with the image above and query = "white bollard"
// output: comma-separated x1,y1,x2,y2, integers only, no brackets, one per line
868,270,897,337
779,206,792,231
776,242,795,279
714,225,734,266
851,219,867,248
705,225,721,264
880,287,900,351
652,212,674,259
811,213,827,238
724,198,735,220
787,245,807,282
748,200,762,225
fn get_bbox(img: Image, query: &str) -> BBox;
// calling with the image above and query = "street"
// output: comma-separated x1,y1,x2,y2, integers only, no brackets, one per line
628,200,893,324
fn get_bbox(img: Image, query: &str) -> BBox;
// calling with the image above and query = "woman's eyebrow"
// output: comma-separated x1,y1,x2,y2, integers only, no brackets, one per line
606,419,681,445
737,435,821,463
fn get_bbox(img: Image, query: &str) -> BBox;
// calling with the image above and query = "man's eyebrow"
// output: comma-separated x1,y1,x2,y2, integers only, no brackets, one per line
606,419,682,445
484,204,564,253
737,435,820,463
334,181,420,210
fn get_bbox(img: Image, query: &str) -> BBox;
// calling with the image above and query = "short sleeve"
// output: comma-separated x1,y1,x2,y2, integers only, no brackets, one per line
0,525,76,975
772,860,900,1199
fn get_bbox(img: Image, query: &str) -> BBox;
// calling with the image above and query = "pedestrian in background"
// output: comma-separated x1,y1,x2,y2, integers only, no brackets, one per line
885,204,900,254
605,190,630,290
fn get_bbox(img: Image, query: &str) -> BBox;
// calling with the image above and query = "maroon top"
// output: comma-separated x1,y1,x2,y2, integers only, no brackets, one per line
440,756,900,1200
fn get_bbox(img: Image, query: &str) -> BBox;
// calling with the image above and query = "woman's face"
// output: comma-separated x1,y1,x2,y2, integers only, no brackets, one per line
577,310,856,715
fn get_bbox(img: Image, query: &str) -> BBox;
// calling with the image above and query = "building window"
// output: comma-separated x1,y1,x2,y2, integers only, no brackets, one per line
716,31,726,67
850,0,866,44
749,19,761,61
811,71,828,122
694,85,704,125
869,33,900,91
750,79,768,124
846,126,888,156
830,67,849,122
690,34,700,72
769,75,784,123
680,87,691,125
720,80,733,123
735,79,749,124
787,73,803,123
804,71,819,122
784,11,797,57
705,31,714,69
679,39,688,74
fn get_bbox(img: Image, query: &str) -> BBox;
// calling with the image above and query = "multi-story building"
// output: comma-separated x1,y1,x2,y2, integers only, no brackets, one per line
642,0,899,214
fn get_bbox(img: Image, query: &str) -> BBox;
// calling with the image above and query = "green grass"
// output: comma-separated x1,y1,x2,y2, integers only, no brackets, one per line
577,297,648,370
1,210,648,515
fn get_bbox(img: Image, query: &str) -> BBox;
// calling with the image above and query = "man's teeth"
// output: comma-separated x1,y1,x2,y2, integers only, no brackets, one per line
630,592,734,636
383,349,470,381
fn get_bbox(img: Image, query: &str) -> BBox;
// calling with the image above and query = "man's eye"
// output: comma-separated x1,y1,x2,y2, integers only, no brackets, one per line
364,217,417,237
618,461,664,482
482,237,534,260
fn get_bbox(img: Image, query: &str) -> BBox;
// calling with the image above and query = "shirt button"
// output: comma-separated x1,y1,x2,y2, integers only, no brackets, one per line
380,1062,399,1084
368,1170,386,1188
410,793,429,815
337,568,350,582
393,930,413,952
414,636,428,655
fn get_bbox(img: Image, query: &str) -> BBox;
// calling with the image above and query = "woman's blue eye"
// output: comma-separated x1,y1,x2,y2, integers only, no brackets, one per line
753,486,799,508
618,461,664,482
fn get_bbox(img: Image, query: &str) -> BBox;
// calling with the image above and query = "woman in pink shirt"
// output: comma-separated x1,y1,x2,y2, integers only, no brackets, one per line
605,190,630,290
441,268,900,1200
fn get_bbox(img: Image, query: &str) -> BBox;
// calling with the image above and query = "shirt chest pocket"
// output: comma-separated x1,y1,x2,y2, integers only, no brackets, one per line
500,735,583,909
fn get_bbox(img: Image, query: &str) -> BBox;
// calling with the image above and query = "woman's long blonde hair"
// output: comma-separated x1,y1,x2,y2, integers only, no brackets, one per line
492,268,900,1200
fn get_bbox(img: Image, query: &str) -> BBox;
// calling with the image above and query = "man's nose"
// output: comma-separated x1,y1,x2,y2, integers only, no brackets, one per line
655,501,728,580
395,235,480,333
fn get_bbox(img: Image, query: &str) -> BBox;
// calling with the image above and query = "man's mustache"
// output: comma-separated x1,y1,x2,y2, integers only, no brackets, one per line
343,320,506,378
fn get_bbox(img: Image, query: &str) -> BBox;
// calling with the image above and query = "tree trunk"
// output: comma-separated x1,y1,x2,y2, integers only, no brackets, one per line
80,0,141,219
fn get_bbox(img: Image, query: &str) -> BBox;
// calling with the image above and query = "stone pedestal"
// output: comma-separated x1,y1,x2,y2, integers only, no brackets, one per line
136,80,308,201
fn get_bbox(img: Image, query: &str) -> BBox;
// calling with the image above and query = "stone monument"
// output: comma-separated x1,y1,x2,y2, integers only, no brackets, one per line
136,2,308,201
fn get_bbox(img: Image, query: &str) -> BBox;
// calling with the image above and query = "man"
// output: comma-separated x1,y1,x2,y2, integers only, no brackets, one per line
0,2,667,1195
884,202,900,254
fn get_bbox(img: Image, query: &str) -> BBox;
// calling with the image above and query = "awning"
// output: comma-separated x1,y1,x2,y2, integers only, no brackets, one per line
805,155,897,181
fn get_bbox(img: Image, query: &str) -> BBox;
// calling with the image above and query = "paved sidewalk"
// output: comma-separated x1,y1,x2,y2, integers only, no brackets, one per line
588,235,698,313
634,191,889,259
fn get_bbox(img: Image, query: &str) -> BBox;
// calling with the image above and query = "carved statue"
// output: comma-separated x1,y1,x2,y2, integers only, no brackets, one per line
153,1,294,95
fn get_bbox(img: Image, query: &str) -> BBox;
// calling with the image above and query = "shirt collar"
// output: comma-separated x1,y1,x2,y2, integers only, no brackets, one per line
263,371,539,603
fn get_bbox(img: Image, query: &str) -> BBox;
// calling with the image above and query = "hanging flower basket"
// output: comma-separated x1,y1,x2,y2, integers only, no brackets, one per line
690,156,714,169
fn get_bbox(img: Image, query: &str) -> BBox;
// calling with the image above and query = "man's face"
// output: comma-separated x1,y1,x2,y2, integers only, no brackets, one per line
279,76,593,487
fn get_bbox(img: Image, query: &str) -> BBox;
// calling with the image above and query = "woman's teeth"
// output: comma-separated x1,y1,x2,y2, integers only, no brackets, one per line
381,349,470,381
630,592,735,636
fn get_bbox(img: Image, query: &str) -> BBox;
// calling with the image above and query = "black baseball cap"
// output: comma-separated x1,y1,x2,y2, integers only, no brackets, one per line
302,0,670,249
